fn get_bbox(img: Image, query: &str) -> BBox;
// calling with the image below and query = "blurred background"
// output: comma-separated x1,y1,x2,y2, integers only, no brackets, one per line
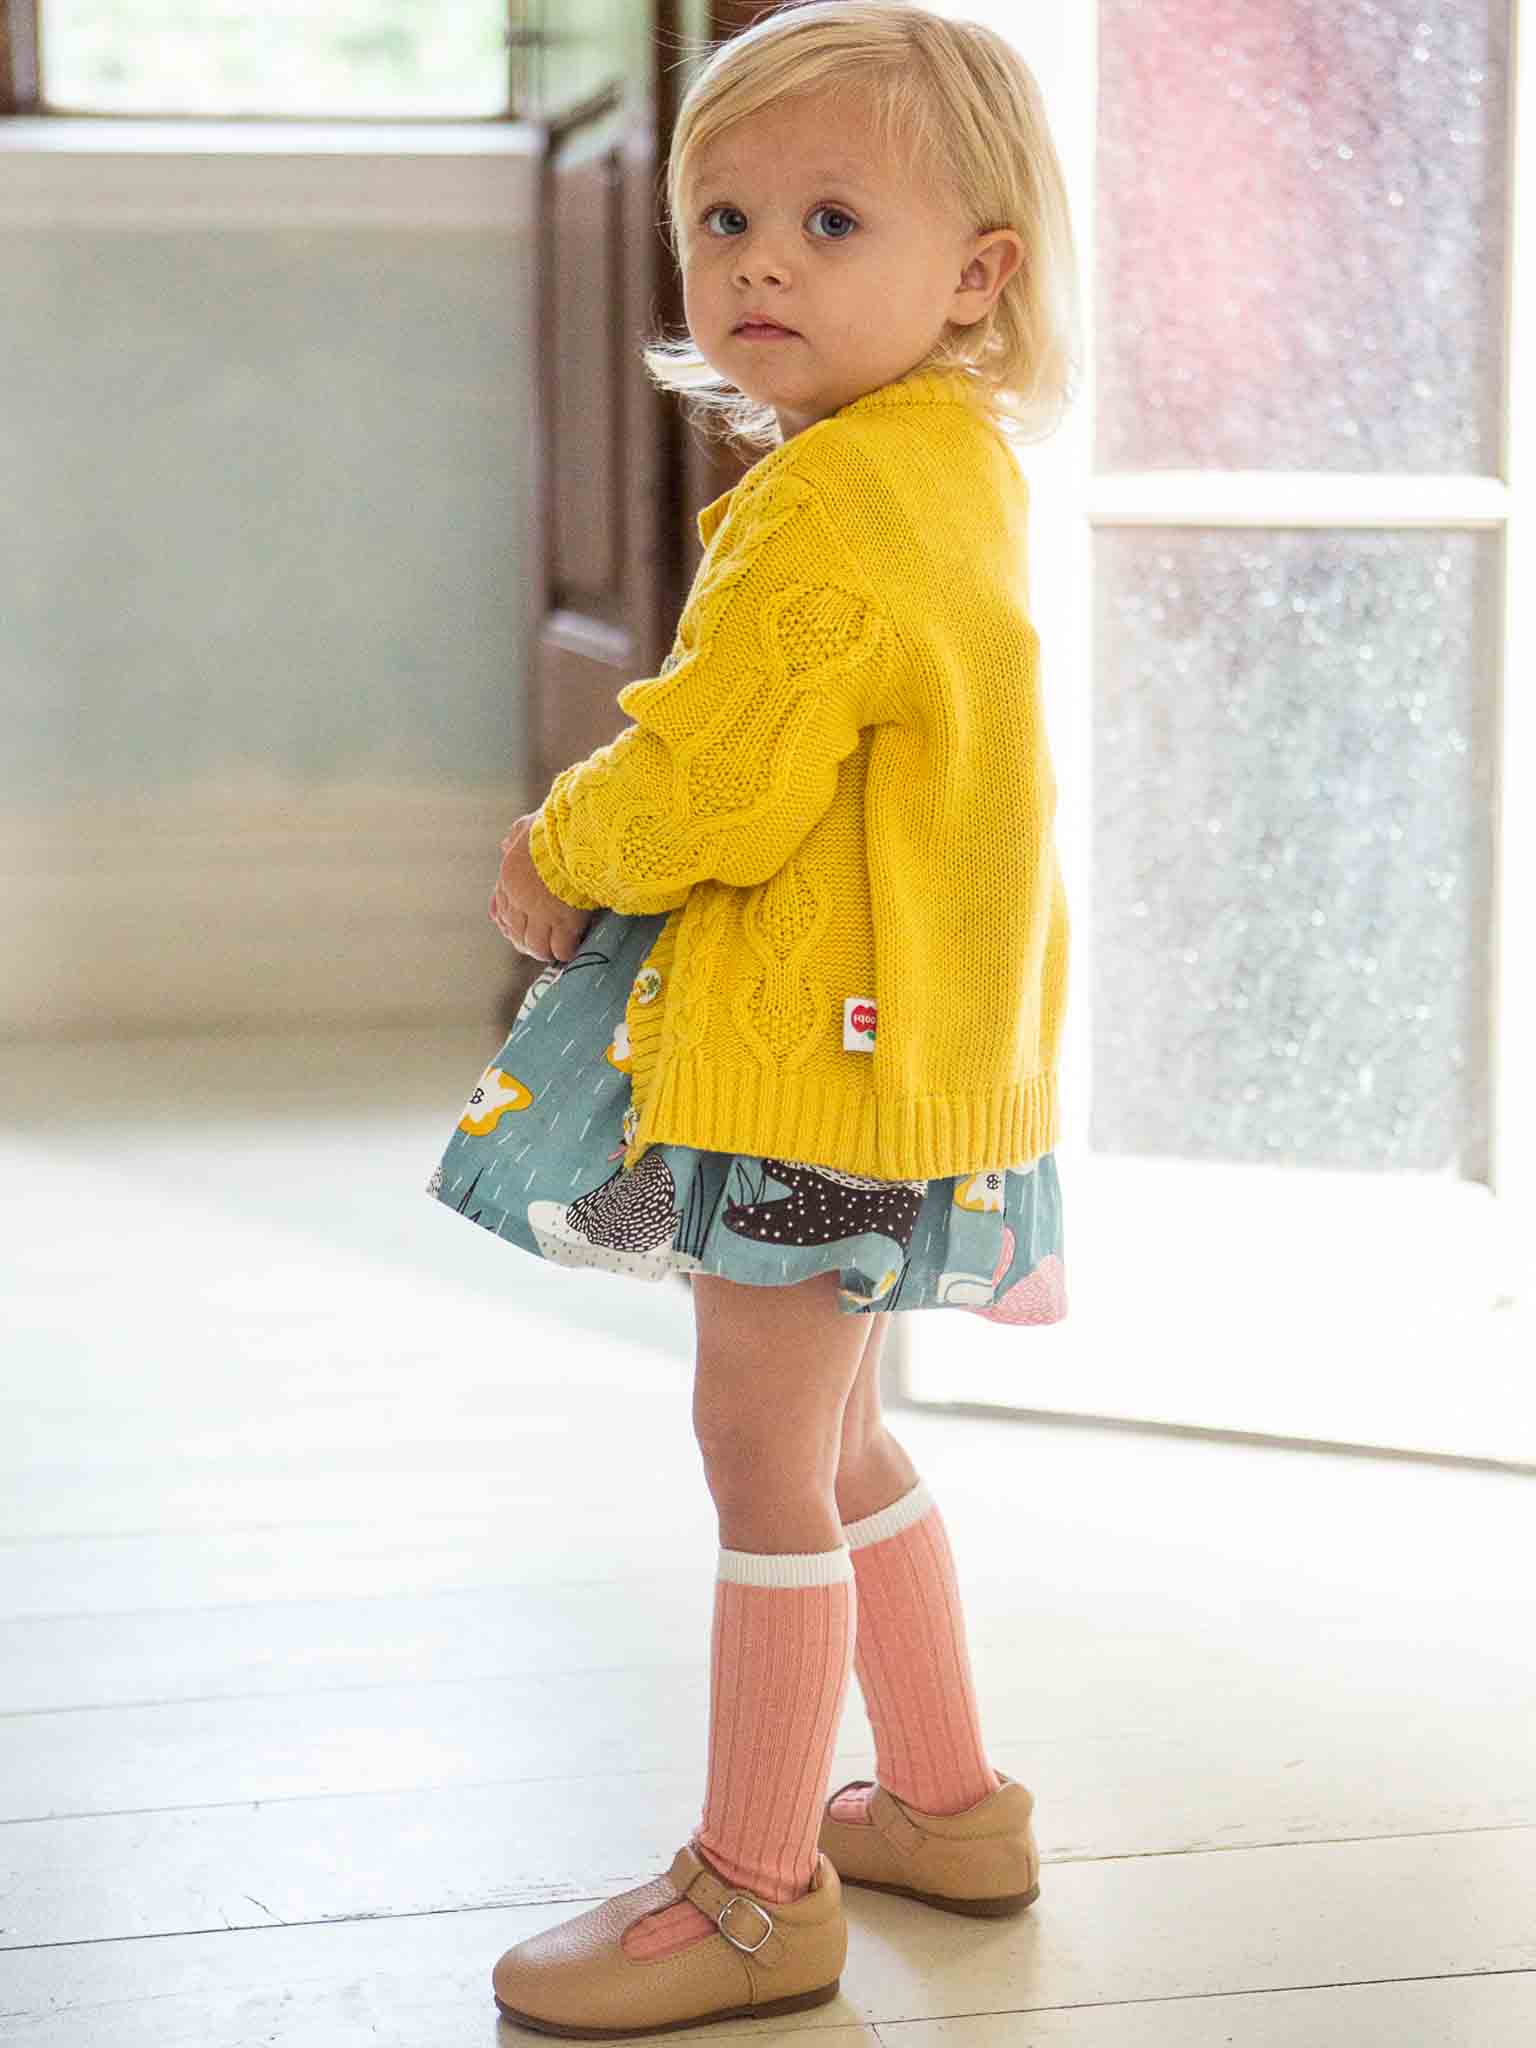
4,5,1536,2044
3,0,1530,1452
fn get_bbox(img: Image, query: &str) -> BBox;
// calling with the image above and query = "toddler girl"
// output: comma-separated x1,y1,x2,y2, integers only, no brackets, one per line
426,2,1080,2033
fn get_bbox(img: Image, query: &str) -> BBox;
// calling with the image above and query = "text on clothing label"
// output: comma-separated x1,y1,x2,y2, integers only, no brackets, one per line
843,996,877,1052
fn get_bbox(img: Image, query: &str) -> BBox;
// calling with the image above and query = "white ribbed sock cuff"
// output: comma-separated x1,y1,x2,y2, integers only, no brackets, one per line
717,1544,854,1587
841,1475,933,1551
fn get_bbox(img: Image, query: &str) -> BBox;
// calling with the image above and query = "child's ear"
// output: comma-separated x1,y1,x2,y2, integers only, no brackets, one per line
965,232,1025,301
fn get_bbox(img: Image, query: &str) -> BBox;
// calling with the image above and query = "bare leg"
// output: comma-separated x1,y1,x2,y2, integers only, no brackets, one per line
690,1267,873,1550
833,1310,920,1524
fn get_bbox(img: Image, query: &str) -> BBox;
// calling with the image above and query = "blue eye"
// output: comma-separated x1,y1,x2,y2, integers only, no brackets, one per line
699,202,858,240
812,204,859,239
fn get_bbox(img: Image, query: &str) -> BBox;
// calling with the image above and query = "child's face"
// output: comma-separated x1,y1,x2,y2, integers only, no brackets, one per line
680,89,1020,442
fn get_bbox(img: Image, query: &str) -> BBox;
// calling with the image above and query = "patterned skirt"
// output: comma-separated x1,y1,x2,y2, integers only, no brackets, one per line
427,907,1066,1322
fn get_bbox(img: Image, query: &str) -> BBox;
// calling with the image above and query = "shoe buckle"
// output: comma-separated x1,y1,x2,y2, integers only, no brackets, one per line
716,1893,774,1955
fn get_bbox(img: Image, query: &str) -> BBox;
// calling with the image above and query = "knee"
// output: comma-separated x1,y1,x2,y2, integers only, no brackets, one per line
691,1389,762,1470
693,1413,839,1508
692,1375,832,1471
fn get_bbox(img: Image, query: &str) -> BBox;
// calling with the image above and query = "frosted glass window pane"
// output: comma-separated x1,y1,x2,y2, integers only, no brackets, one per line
1093,529,1496,1174
40,1,510,118
1096,0,1508,473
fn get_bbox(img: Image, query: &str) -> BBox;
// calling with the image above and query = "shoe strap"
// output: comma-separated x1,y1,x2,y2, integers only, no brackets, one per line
868,1775,1030,1847
825,1778,925,1858
867,1784,926,1858
666,1842,790,1969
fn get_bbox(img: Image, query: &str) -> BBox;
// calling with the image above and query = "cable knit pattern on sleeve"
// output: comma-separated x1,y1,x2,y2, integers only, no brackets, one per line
528,363,1070,1183
529,471,890,918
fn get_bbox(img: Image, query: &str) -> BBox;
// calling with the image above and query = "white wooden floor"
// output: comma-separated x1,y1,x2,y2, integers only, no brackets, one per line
3,1024,1534,2046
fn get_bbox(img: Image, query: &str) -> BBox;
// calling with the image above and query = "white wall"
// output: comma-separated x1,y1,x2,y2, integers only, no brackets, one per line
0,124,542,1039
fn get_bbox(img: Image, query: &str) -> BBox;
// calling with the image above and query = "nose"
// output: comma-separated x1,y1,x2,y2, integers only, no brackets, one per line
737,258,786,289
730,226,791,289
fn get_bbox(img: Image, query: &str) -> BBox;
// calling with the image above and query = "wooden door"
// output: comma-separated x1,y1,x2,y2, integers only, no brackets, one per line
516,0,757,801
498,0,757,1029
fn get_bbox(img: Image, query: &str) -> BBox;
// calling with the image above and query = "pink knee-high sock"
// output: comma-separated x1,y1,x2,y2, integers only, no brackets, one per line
829,1476,1001,1820
622,1544,855,1964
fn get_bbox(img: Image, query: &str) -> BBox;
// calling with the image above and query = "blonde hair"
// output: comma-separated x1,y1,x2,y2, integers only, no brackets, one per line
642,0,1083,454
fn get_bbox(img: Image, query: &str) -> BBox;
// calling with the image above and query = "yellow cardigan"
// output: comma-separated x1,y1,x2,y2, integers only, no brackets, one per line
529,363,1069,1181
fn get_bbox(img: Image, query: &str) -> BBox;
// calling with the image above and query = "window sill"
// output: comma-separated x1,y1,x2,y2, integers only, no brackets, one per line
0,116,539,227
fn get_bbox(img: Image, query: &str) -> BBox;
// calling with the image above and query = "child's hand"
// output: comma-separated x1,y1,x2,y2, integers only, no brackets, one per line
490,813,595,965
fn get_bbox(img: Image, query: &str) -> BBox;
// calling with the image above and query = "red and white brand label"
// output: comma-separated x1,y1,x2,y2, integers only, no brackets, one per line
843,996,877,1052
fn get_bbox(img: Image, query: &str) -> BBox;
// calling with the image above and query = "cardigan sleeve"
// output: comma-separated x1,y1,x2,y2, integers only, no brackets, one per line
527,475,893,918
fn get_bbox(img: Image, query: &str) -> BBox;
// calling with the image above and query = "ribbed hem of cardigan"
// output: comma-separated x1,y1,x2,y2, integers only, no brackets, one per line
630,1055,1058,1182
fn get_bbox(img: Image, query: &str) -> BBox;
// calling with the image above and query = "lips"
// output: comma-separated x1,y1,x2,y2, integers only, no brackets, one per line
734,319,797,335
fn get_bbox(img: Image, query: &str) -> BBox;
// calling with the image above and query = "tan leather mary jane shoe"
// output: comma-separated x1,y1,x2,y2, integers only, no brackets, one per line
817,1769,1041,1918
490,1839,846,2039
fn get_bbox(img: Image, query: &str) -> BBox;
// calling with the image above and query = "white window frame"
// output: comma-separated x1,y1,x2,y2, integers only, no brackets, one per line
895,1,1535,1468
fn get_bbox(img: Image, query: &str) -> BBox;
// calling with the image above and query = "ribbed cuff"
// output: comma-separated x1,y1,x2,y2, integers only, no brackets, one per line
527,806,602,912
717,1544,855,1587
841,1476,933,1551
